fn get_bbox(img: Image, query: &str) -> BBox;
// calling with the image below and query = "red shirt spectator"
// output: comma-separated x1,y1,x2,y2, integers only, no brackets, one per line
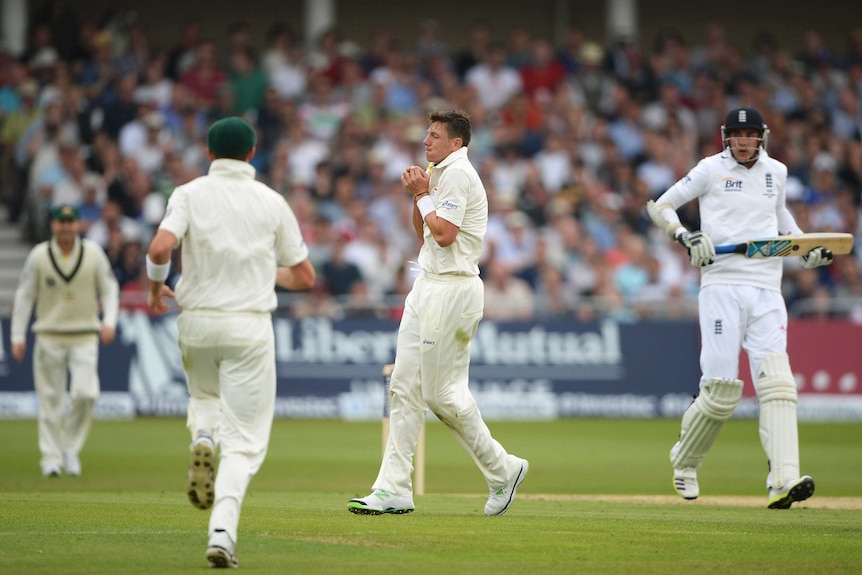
179,40,226,111
520,39,567,99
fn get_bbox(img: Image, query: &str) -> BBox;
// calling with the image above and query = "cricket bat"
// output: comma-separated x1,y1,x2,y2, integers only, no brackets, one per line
713,232,853,258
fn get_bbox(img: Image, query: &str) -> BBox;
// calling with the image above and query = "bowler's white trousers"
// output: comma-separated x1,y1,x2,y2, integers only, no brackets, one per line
177,311,276,547
373,272,519,496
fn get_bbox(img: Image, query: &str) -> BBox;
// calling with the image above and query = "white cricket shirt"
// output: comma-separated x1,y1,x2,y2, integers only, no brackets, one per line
159,159,309,313
655,149,803,291
418,147,488,276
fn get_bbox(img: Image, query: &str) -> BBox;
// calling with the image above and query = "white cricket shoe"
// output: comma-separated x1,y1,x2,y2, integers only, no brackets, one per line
41,464,61,478
347,490,415,515
63,452,81,476
206,529,238,568
484,457,529,516
187,434,215,510
673,467,699,500
768,475,815,509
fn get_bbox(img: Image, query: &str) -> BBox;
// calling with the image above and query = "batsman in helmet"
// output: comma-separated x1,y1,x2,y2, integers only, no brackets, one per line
646,107,834,508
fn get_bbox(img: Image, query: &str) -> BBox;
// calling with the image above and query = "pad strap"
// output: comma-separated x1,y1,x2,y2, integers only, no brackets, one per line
756,352,799,490
670,378,743,469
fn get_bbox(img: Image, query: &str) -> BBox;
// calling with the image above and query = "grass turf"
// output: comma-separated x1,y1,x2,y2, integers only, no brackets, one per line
1,418,860,574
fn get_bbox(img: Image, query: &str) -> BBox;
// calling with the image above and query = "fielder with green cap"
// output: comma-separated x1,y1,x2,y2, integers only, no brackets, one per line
11,203,119,478
146,116,316,568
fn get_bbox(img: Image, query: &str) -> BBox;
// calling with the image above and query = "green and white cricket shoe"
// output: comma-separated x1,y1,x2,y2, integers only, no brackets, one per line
187,434,215,510
348,490,415,515
484,457,529,516
767,475,815,509
673,467,699,500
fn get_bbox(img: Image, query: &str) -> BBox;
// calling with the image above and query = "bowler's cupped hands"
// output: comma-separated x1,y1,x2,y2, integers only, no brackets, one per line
402,166,430,198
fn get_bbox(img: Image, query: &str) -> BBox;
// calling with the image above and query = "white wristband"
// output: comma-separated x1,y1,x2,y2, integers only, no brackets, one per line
146,254,171,282
416,195,436,220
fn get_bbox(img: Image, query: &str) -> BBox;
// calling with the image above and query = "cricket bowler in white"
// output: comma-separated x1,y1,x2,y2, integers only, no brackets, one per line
146,117,316,567
348,110,528,516
647,107,833,509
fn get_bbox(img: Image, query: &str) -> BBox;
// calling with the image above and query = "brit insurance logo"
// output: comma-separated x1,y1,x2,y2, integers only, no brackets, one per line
721,177,744,191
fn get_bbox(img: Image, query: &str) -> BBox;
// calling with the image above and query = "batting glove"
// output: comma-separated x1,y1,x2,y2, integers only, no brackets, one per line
801,246,833,269
677,230,716,267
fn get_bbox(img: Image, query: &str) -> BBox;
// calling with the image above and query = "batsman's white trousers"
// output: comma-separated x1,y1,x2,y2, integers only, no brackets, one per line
698,284,787,385
177,311,276,546
374,272,519,496
33,333,100,470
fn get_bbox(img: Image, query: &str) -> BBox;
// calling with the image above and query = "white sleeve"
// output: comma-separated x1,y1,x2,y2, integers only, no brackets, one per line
275,199,309,267
651,159,713,236
92,243,120,329
655,158,712,211
158,186,189,246
434,167,470,228
11,248,39,344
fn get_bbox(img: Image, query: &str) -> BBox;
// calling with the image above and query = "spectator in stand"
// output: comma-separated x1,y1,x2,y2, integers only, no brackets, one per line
321,236,364,298
565,42,618,117
77,30,118,108
261,23,307,102
135,54,174,110
307,27,350,86
118,107,168,172
465,41,523,112
506,26,534,70
342,217,403,299
2,79,42,223
228,47,268,116
99,72,140,142
166,20,202,81
51,140,106,209
86,197,145,252
483,259,535,321
453,20,491,80
636,129,678,198
180,40,226,112
519,38,566,101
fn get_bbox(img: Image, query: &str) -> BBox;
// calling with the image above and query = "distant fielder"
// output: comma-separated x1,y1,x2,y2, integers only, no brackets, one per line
647,107,833,508
11,204,119,478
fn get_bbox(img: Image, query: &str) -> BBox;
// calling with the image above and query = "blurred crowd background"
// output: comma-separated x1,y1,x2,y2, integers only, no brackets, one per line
1,3,861,322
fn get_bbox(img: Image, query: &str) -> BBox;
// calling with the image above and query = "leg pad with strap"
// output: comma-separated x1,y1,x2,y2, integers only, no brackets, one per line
756,352,799,490
670,378,743,469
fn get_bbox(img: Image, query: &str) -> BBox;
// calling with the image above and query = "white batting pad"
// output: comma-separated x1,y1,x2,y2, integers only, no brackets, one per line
756,353,799,490
670,378,744,469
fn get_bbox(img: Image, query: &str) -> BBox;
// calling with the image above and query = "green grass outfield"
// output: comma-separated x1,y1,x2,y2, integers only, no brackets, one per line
1,418,860,574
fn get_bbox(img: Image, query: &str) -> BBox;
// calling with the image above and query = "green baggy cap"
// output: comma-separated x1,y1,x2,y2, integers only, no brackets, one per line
207,117,257,157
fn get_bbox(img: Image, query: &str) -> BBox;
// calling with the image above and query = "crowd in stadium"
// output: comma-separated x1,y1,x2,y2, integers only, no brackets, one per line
1,5,861,321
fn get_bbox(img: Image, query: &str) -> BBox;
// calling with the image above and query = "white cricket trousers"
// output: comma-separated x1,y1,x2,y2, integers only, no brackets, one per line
698,284,787,384
698,284,800,486
33,333,100,470
177,311,276,547
374,272,518,497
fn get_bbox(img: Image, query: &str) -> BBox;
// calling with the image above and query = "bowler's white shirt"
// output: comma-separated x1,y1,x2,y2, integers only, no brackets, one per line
655,149,803,291
159,159,308,313
418,147,487,276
